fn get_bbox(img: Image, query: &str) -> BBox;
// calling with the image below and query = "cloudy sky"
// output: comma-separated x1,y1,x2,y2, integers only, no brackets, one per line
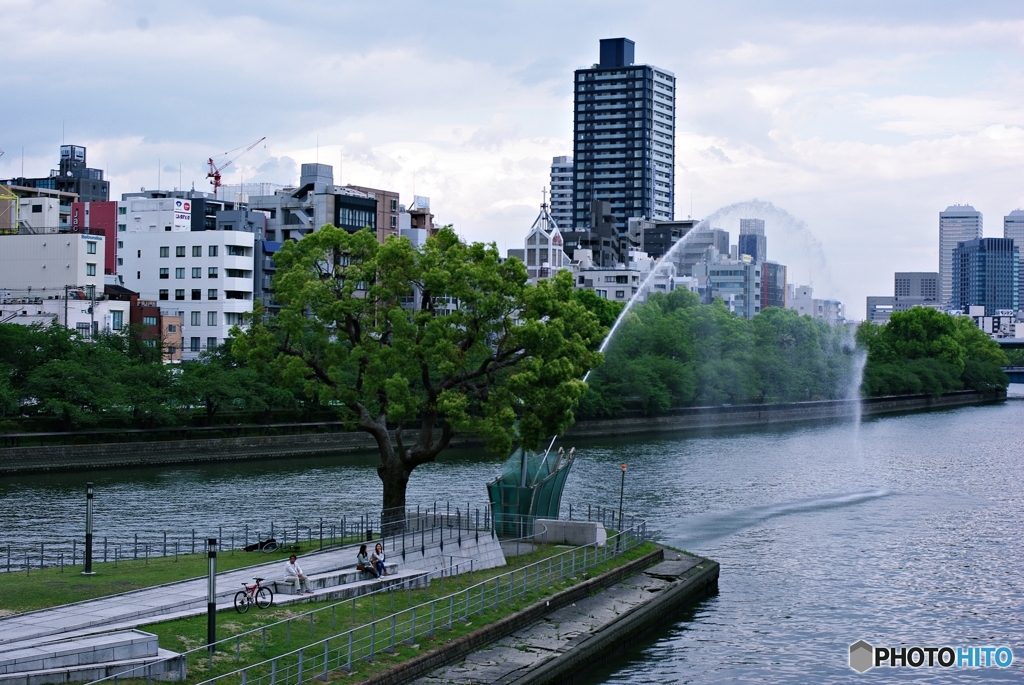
4,1,1024,316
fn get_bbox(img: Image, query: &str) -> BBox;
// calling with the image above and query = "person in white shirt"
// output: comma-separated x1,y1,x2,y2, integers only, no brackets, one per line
284,555,313,594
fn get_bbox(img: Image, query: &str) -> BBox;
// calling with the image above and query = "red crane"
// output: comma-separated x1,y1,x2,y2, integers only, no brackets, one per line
206,137,266,195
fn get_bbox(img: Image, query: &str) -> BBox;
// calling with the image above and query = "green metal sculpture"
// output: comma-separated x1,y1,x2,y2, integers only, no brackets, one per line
487,445,575,537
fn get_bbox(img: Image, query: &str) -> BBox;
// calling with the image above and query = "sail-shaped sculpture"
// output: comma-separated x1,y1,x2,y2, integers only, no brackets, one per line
487,446,575,537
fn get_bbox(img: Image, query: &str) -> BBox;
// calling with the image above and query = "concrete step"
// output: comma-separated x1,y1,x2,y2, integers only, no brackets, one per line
0,648,183,685
0,631,158,675
272,569,430,606
269,563,399,596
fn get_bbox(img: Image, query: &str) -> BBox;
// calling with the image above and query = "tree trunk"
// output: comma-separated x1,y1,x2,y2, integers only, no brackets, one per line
377,461,410,536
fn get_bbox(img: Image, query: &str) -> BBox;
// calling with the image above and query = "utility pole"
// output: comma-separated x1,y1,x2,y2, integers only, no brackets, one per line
207,538,217,654
618,463,627,551
82,482,95,575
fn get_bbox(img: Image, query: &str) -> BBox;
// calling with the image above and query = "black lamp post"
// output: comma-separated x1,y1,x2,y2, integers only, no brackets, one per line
207,538,217,653
82,482,95,575
618,463,627,550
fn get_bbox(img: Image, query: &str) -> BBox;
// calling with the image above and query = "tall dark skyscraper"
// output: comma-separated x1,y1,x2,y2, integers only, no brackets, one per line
571,38,675,236
952,237,1019,314
738,218,767,263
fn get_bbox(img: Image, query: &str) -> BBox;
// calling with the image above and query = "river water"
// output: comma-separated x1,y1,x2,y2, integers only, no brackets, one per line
1,392,1022,682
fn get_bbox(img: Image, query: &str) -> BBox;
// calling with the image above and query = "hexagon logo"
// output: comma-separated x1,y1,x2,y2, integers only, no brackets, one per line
849,640,874,673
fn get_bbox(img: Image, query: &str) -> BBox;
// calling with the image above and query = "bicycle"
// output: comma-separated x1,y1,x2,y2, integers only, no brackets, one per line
234,577,274,613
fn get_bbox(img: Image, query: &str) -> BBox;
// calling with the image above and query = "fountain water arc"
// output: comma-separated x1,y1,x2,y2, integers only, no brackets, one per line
542,201,864,457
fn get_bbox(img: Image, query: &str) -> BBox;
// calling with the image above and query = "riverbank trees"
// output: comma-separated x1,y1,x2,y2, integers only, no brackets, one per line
577,290,861,418
231,226,605,521
857,307,1009,396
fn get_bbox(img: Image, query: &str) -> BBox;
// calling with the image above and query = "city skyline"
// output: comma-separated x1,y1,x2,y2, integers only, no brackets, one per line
5,2,1024,311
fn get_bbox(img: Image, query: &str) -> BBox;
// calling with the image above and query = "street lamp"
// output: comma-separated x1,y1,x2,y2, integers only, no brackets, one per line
207,538,217,653
82,482,95,575
618,463,627,550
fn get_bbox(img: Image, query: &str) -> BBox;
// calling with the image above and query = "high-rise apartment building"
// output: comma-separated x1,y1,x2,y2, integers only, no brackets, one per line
894,272,938,300
761,261,787,309
1004,209,1024,310
549,156,573,230
571,38,675,234
951,238,1019,314
939,205,982,306
738,218,767,263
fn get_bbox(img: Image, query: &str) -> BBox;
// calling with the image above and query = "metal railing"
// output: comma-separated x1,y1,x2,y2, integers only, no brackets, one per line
0,502,495,574
86,517,646,685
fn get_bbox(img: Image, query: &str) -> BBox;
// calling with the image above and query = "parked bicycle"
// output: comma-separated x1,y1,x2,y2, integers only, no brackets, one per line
234,577,274,613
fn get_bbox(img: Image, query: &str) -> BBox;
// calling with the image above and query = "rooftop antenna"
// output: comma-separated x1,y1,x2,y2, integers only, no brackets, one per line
158,158,161,191
316,135,319,164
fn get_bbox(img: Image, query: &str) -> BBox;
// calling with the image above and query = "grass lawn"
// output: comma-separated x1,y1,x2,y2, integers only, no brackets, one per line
143,541,659,685
0,540,329,615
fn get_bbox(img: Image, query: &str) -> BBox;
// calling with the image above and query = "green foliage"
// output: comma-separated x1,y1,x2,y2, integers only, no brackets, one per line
0,324,303,430
579,296,861,418
857,307,1008,396
572,288,625,328
232,225,606,511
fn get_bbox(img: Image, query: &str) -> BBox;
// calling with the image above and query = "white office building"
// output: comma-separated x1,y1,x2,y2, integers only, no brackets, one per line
119,230,254,359
549,156,573,230
939,205,983,307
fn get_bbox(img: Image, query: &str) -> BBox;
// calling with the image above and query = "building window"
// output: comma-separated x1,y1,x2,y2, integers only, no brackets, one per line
159,268,169,279
190,337,201,352
227,245,246,256
208,267,218,278
192,246,202,257
190,311,201,326
390,216,397,228
615,290,625,299
167,346,177,355
192,267,201,278
175,268,185,279
390,199,398,212
176,246,186,257
207,289,218,300
160,246,169,258
86,263,96,276
207,337,217,350
595,289,608,299
142,316,158,326
137,250,141,257
118,224,126,232
76,322,90,337
118,206,127,215
224,312,244,325
207,311,217,326
225,268,249,278
175,289,185,300
192,289,202,300
167,324,177,333
111,310,123,330
209,245,218,257
159,289,169,300
86,241,97,254
137,271,141,279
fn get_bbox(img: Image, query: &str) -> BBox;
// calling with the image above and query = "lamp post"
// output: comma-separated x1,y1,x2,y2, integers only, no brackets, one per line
207,538,217,654
82,482,95,575
618,463,627,551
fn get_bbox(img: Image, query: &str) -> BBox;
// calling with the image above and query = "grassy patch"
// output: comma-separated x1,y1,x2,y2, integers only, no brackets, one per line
142,542,658,685
0,540,330,614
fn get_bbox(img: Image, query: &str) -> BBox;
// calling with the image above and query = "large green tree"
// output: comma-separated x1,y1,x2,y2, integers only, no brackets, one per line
232,226,605,519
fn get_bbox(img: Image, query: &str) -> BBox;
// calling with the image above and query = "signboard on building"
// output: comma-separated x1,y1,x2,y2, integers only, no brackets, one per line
173,199,191,231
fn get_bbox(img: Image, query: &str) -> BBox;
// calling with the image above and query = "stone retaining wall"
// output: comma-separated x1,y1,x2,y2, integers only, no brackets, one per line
0,390,1004,475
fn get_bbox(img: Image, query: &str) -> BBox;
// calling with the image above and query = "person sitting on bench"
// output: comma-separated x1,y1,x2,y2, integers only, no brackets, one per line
356,544,379,578
284,555,314,594
372,542,389,576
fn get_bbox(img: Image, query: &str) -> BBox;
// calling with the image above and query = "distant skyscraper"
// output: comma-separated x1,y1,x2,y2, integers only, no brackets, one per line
549,156,573,230
572,38,675,234
738,218,767,263
1004,209,1024,310
939,205,982,306
951,238,1019,314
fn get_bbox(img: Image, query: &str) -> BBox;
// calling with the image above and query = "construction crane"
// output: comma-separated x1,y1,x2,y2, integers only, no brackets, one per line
206,137,265,196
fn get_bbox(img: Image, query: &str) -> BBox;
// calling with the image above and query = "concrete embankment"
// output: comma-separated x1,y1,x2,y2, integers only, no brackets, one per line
361,547,719,685
565,389,1005,439
0,390,1003,475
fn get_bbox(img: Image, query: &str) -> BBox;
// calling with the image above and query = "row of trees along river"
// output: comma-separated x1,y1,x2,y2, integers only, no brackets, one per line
0,225,1015,515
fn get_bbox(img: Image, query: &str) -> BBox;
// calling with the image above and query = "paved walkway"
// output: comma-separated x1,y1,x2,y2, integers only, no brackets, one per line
0,529,465,650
